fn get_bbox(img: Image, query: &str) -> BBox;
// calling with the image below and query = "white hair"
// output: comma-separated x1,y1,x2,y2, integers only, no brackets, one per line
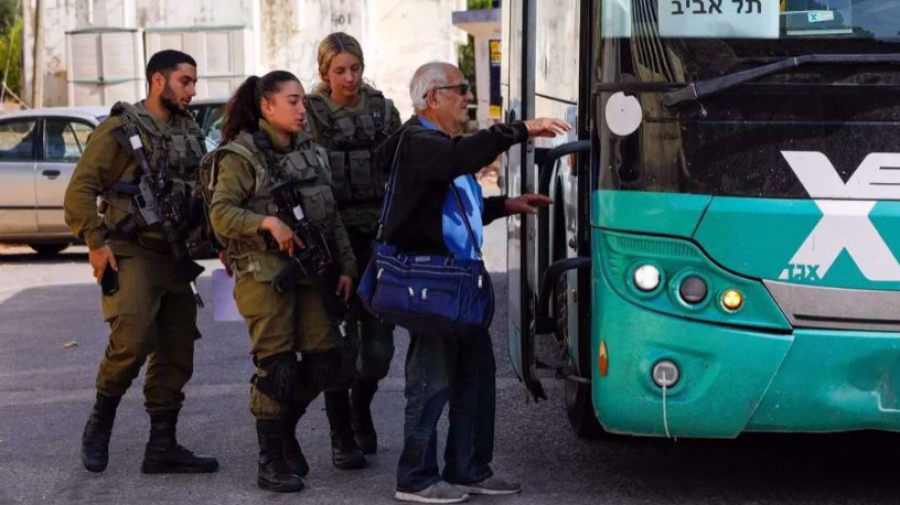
409,62,453,111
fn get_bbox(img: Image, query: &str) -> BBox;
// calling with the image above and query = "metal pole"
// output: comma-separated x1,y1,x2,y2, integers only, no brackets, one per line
31,0,44,108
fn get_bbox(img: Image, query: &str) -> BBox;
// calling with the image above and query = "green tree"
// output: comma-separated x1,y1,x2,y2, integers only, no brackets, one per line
0,0,20,99
459,35,476,97
0,16,21,98
458,0,496,100
468,0,494,9
0,0,18,32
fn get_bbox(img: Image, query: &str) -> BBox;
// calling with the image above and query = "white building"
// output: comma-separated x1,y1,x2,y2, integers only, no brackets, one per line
21,0,468,118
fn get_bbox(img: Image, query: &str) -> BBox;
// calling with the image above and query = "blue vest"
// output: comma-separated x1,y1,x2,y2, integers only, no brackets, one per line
417,116,484,260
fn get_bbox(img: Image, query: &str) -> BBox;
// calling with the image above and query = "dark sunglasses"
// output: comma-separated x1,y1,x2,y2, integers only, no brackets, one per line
424,81,471,98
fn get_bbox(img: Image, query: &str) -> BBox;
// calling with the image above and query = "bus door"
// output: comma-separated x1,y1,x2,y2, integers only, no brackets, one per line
503,0,545,400
505,0,595,403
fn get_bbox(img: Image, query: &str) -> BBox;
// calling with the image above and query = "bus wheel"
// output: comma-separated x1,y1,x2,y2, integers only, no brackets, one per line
554,265,569,344
564,363,605,439
556,242,604,438
553,186,604,438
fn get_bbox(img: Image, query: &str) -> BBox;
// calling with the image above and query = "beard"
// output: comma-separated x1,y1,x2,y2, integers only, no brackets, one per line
160,83,184,115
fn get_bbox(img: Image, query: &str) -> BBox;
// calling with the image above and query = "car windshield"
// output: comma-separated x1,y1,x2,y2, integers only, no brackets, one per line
206,105,225,145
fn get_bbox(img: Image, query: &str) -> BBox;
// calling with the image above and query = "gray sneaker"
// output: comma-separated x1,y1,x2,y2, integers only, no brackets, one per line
455,477,522,496
395,481,470,504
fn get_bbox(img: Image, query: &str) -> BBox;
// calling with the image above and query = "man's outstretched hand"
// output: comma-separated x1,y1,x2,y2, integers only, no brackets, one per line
504,194,554,215
524,118,571,138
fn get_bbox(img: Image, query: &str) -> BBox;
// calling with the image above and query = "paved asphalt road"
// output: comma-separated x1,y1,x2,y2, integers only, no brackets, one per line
2,221,900,505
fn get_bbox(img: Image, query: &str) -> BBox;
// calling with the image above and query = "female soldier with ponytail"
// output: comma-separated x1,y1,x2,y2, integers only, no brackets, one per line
305,32,401,470
209,71,356,493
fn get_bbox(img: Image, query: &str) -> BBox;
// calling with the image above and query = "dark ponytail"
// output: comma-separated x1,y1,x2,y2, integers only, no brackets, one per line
220,71,301,145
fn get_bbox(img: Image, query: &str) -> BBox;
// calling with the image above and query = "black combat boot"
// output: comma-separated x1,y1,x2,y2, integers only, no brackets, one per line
141,410,219,474
282,406,310,477
351,380,379,454
257,419,305,493
324,390,366,470
81,393,121,473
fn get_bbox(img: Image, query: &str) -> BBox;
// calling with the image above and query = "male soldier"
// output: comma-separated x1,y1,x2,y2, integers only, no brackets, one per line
64,50,219,474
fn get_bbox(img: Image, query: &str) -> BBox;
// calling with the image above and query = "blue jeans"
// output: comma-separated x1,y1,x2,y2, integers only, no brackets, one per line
396,330,496,492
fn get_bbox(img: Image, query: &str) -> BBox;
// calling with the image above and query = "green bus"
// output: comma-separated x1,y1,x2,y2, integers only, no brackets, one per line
502,0,900,438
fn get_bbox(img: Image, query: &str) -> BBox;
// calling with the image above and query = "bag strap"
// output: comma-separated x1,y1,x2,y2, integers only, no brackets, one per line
449,182,483,260
377,125,483,260
219,141,266,176
376,127,411,241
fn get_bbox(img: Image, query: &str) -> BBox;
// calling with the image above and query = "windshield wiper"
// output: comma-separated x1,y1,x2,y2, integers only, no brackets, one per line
662,54,900,107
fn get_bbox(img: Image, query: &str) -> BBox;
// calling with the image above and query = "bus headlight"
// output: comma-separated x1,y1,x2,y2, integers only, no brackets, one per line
652,360,680,388
721,289,744,312
633,264,661,292
679,276,708,304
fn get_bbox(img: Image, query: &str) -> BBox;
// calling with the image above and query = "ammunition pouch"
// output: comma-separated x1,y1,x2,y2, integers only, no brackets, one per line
110,101,206,177
105,178,197,236
305,90,392,207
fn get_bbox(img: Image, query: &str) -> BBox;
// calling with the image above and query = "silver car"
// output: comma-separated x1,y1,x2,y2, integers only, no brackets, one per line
0,106,109,255
187,98,227,151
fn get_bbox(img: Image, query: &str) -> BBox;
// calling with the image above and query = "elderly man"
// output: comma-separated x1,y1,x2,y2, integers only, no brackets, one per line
377,62,569,504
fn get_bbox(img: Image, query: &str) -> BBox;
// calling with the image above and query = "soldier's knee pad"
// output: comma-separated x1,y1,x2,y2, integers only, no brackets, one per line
252,352,301,404
302,350,348,393
358,335,394,380
357,351,393,382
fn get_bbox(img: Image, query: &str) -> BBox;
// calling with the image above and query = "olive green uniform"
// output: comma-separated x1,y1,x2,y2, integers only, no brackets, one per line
306,85,401,383
209,120,356,420
64,102,205,414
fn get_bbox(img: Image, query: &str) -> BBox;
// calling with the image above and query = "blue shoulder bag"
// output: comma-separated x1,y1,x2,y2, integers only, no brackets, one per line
357,128,495,338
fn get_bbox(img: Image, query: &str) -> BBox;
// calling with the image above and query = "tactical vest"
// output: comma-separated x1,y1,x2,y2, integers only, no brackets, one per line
306,88,393,207
103,101,210,253
110,101,206,181
210,130,337,257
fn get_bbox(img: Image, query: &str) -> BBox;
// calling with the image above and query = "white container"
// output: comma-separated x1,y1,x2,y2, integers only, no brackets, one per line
144,26,254,100
65,28,145,107
75,0,137,30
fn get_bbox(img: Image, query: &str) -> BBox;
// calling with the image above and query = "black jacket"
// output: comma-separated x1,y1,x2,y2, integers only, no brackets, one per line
375,116,529,255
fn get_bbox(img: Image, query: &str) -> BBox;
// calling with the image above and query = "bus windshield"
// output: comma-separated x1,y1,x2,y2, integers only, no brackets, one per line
595,0,900,198
603,0,900,43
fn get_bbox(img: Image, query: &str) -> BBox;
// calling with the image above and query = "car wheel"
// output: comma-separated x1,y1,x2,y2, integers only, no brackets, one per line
30,244,69,256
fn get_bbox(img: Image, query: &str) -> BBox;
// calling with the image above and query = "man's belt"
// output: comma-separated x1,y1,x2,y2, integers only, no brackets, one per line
107,232,169,253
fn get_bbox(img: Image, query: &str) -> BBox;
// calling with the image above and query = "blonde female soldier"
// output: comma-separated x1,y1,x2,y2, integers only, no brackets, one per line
305,32,402,469
209,71,356,493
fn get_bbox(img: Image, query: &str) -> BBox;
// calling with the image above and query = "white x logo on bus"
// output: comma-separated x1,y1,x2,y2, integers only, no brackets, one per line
780,151,900,282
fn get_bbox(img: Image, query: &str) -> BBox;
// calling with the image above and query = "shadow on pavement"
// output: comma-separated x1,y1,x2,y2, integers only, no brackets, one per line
595,430,900,502
0,250,88,265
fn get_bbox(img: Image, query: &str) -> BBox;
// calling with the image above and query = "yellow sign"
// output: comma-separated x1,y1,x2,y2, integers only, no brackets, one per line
489,40,501,65
489,105,501,118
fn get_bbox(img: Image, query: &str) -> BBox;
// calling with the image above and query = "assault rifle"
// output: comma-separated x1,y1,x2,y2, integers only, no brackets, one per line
110,126,206,307
268,179,349,336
